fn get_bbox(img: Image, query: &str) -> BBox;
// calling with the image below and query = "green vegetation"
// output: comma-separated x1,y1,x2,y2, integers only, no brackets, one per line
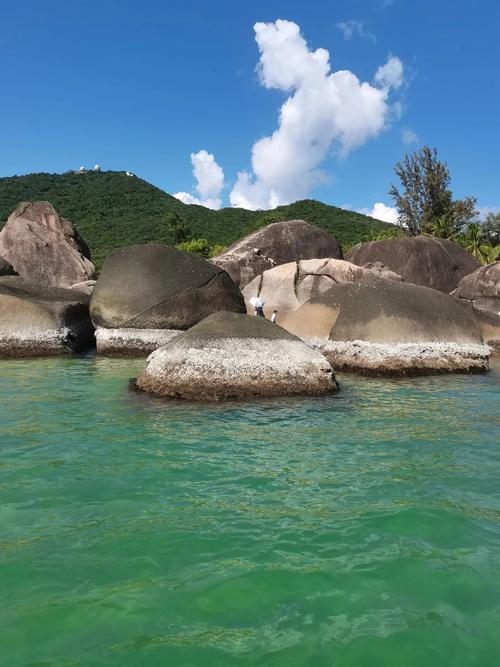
389,147,499,264
389,146,478,237
0,171,390,268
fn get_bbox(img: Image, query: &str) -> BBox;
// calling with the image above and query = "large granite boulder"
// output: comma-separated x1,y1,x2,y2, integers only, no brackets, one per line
452,262,500,316
0,256,16,276
135,311,337,400
0,201,96,287
212,220,343,288
90,244,246,355
281,279,490,375
466,306,500,352
346,236,480,293
242,258,404,320
0,276,95,357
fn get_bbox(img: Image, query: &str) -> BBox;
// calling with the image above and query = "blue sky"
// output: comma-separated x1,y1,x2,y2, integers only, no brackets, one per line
1,0,499,218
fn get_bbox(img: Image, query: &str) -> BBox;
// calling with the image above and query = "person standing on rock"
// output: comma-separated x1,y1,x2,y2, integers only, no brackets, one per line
251,296,265,317
271,310,278,324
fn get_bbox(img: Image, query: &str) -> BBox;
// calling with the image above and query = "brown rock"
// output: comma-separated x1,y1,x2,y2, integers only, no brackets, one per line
212,220,342,288
347,236,479,293
0,202,96,288
242,258,403,319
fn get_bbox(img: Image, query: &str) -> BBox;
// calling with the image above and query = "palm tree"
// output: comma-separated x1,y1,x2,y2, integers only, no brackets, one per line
426,215,456,239
459,223,484,260
479,244,500,264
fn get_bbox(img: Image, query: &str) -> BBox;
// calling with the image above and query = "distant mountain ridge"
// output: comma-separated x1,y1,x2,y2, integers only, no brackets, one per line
0,171,390,267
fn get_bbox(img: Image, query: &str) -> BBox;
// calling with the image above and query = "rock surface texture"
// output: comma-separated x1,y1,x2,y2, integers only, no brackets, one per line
90,244,246,355
95,328,181,357
347,236,479,293
452,261,500,315
212,220,343,288
281,279,490,375
242,258,404,319
136,311,337,400
69,280,97,296
0,201,96,287
0,276,95,357
0,256,16,276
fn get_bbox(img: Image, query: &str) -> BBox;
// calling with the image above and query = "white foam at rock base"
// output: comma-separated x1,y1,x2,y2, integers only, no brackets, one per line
95,327,181,356
306,339,491,374
139,337,336,399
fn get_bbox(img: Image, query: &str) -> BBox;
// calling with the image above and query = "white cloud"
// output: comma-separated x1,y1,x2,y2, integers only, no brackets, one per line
359,202,399,223
229,20,404,210
374,55,404,90
336,20,376,43
173,150,224,210
401,127,418,144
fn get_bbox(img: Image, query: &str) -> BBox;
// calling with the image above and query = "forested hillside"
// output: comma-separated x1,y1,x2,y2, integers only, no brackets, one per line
0,171,390,267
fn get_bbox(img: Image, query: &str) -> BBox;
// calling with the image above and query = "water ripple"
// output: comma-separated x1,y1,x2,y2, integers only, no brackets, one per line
0,357,499,666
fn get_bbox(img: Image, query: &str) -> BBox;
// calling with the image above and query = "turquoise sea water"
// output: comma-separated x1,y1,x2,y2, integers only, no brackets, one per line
1,356,499,667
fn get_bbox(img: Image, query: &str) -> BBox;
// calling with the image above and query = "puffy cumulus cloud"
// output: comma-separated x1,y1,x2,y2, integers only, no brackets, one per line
359,202,399,223
336,20,376,43
402,127,418,144
374,55,404,90
229,20,404,210
174,150,224,210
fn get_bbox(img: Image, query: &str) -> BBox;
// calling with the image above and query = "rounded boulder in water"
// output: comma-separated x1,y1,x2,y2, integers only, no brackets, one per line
136,311,337,400
0,276,95,357
281,279,491,375
90,244,246,331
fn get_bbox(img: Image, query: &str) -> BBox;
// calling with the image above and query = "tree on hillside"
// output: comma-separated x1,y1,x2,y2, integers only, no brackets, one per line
165,212,191,244
389,146,478,236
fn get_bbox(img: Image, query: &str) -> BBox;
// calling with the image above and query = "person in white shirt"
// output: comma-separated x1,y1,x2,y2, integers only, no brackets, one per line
271,310,278,323
253,297,265,317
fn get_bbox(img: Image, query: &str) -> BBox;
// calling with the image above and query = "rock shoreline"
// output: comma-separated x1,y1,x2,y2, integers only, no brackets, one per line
307,339,491,376
95,327,181,356
0,328,90,358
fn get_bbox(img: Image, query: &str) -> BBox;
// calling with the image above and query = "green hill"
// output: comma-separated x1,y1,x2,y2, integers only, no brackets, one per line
0,170,391,268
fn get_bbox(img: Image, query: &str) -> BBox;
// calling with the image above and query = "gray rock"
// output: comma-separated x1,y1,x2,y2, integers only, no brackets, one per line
0,276,95,357
90,244,246,354
136,311,337,400
0,201,96,288
212,220,342,288
361,261,405,281
452,261,500,316
281,279,489,375
95,328,181,357
347,236,479,293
